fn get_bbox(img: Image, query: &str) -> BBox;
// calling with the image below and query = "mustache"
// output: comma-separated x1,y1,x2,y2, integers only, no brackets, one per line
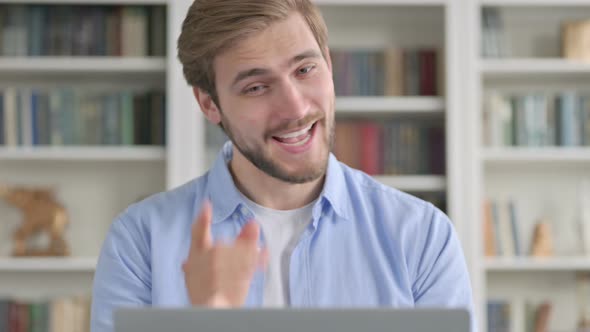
267,113,324,138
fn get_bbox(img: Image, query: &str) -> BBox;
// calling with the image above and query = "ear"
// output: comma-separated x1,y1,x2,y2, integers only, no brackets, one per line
324,47,332,73
193,87,222,125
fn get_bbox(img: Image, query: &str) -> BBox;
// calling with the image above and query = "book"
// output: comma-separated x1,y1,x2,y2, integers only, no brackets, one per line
581,96,590,145
556,92,581,146
120,92,135,145
334,121,360,170
508,199,521,256
359,122,382,175
563,19,590,62
0,4,164,57
485,91,590,147
3,88,17,146
483,199,497,257
580,180,590,256
490,200,503,256
0,88,165,146
19,88,33,146
418,49,437,96
0,299,9,332
482,7,506,57
499,199,515,256
383,48,404,96
533,302,552,332
149,6,167,56
0,92,3,146
404,50,420,96
487,299,511,332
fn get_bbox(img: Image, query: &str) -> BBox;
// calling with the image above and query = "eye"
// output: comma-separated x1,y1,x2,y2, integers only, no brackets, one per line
243,84,267,96
297,65,316,75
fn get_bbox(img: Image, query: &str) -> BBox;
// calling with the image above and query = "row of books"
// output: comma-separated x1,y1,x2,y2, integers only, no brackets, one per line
330,48,439,96
487,300,510,332
483,198,522,257
0,295,91,332
204,120,447,183
334,120,445,176
484,91,590,147
0,5,166,57
485,180,590,257
487,300,552,332
0,88,166,146
481,7,509,58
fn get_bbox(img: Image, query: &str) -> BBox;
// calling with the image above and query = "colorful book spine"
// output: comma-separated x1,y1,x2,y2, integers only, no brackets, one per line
0,88,166,147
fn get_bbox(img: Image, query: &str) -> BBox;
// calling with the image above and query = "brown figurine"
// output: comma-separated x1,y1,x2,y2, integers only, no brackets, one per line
0,185,70,256
530,221,553,257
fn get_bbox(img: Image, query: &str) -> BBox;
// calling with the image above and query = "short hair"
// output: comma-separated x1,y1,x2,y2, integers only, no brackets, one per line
177,0,329,105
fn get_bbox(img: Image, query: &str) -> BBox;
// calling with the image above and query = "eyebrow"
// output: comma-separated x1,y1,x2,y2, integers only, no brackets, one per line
231,50,322,88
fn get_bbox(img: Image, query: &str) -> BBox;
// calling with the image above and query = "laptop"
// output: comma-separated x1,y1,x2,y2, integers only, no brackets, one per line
114,308,470,332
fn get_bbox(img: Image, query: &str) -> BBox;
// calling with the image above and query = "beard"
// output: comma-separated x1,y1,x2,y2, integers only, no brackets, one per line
220,112,334,184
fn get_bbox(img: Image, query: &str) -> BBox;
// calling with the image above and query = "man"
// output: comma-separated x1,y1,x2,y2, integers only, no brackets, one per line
91,0,476,331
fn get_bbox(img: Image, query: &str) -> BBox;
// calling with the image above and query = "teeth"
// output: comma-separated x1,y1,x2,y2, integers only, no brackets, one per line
281,133,311,146
276,124,313,139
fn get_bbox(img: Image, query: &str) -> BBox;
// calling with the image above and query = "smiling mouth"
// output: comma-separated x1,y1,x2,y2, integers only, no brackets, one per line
272,121,317,146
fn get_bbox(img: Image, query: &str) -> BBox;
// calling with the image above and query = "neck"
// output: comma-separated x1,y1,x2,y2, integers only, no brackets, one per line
229,147,324,210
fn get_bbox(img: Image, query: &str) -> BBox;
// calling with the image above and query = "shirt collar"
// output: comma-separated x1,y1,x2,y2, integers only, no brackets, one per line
207,142,247,224
318,153,355,221
205,141,354,224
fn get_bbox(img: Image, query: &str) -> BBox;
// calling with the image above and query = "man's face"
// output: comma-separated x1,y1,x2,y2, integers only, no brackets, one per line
205,13,335,184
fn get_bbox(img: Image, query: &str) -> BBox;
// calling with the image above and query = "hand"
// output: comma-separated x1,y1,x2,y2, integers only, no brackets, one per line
182,201,268,307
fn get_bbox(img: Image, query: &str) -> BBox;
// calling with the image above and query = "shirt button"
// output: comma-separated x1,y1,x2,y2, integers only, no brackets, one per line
240,206,249,216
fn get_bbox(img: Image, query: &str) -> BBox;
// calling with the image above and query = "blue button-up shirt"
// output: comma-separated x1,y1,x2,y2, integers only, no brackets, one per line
91,142,476,332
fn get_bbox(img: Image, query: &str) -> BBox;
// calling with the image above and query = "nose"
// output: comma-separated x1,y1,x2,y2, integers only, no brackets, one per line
276,79,310,120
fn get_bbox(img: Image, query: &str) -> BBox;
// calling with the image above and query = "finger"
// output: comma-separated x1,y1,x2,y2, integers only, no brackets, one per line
226,245,261,280
211,245,258,283
191,201,213,252
235,221,260,246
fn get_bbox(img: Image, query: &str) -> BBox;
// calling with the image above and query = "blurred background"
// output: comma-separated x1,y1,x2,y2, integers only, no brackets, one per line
0,0,589,331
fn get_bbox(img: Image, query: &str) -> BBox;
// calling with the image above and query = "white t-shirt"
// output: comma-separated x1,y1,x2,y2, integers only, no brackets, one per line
240,194,315,307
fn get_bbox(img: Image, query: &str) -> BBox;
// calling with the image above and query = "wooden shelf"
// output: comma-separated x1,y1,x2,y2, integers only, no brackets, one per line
335,96,445,115
0,57,166,74
0,146,166,161
480,59,590,75
482,148,590,163
0,257,97,272
485,257,590,271
373,175,446,192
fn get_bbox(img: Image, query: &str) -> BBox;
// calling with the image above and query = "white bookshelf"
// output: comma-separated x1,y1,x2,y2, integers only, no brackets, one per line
0,0,474,328
0,146,166,161
481,59,590,75
0,257,97,272
335,96,445,114
0,0,177,303
466,1,590,331
482,148,590,163
0,57,166,73
374,175,446,192
485,257,590,271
